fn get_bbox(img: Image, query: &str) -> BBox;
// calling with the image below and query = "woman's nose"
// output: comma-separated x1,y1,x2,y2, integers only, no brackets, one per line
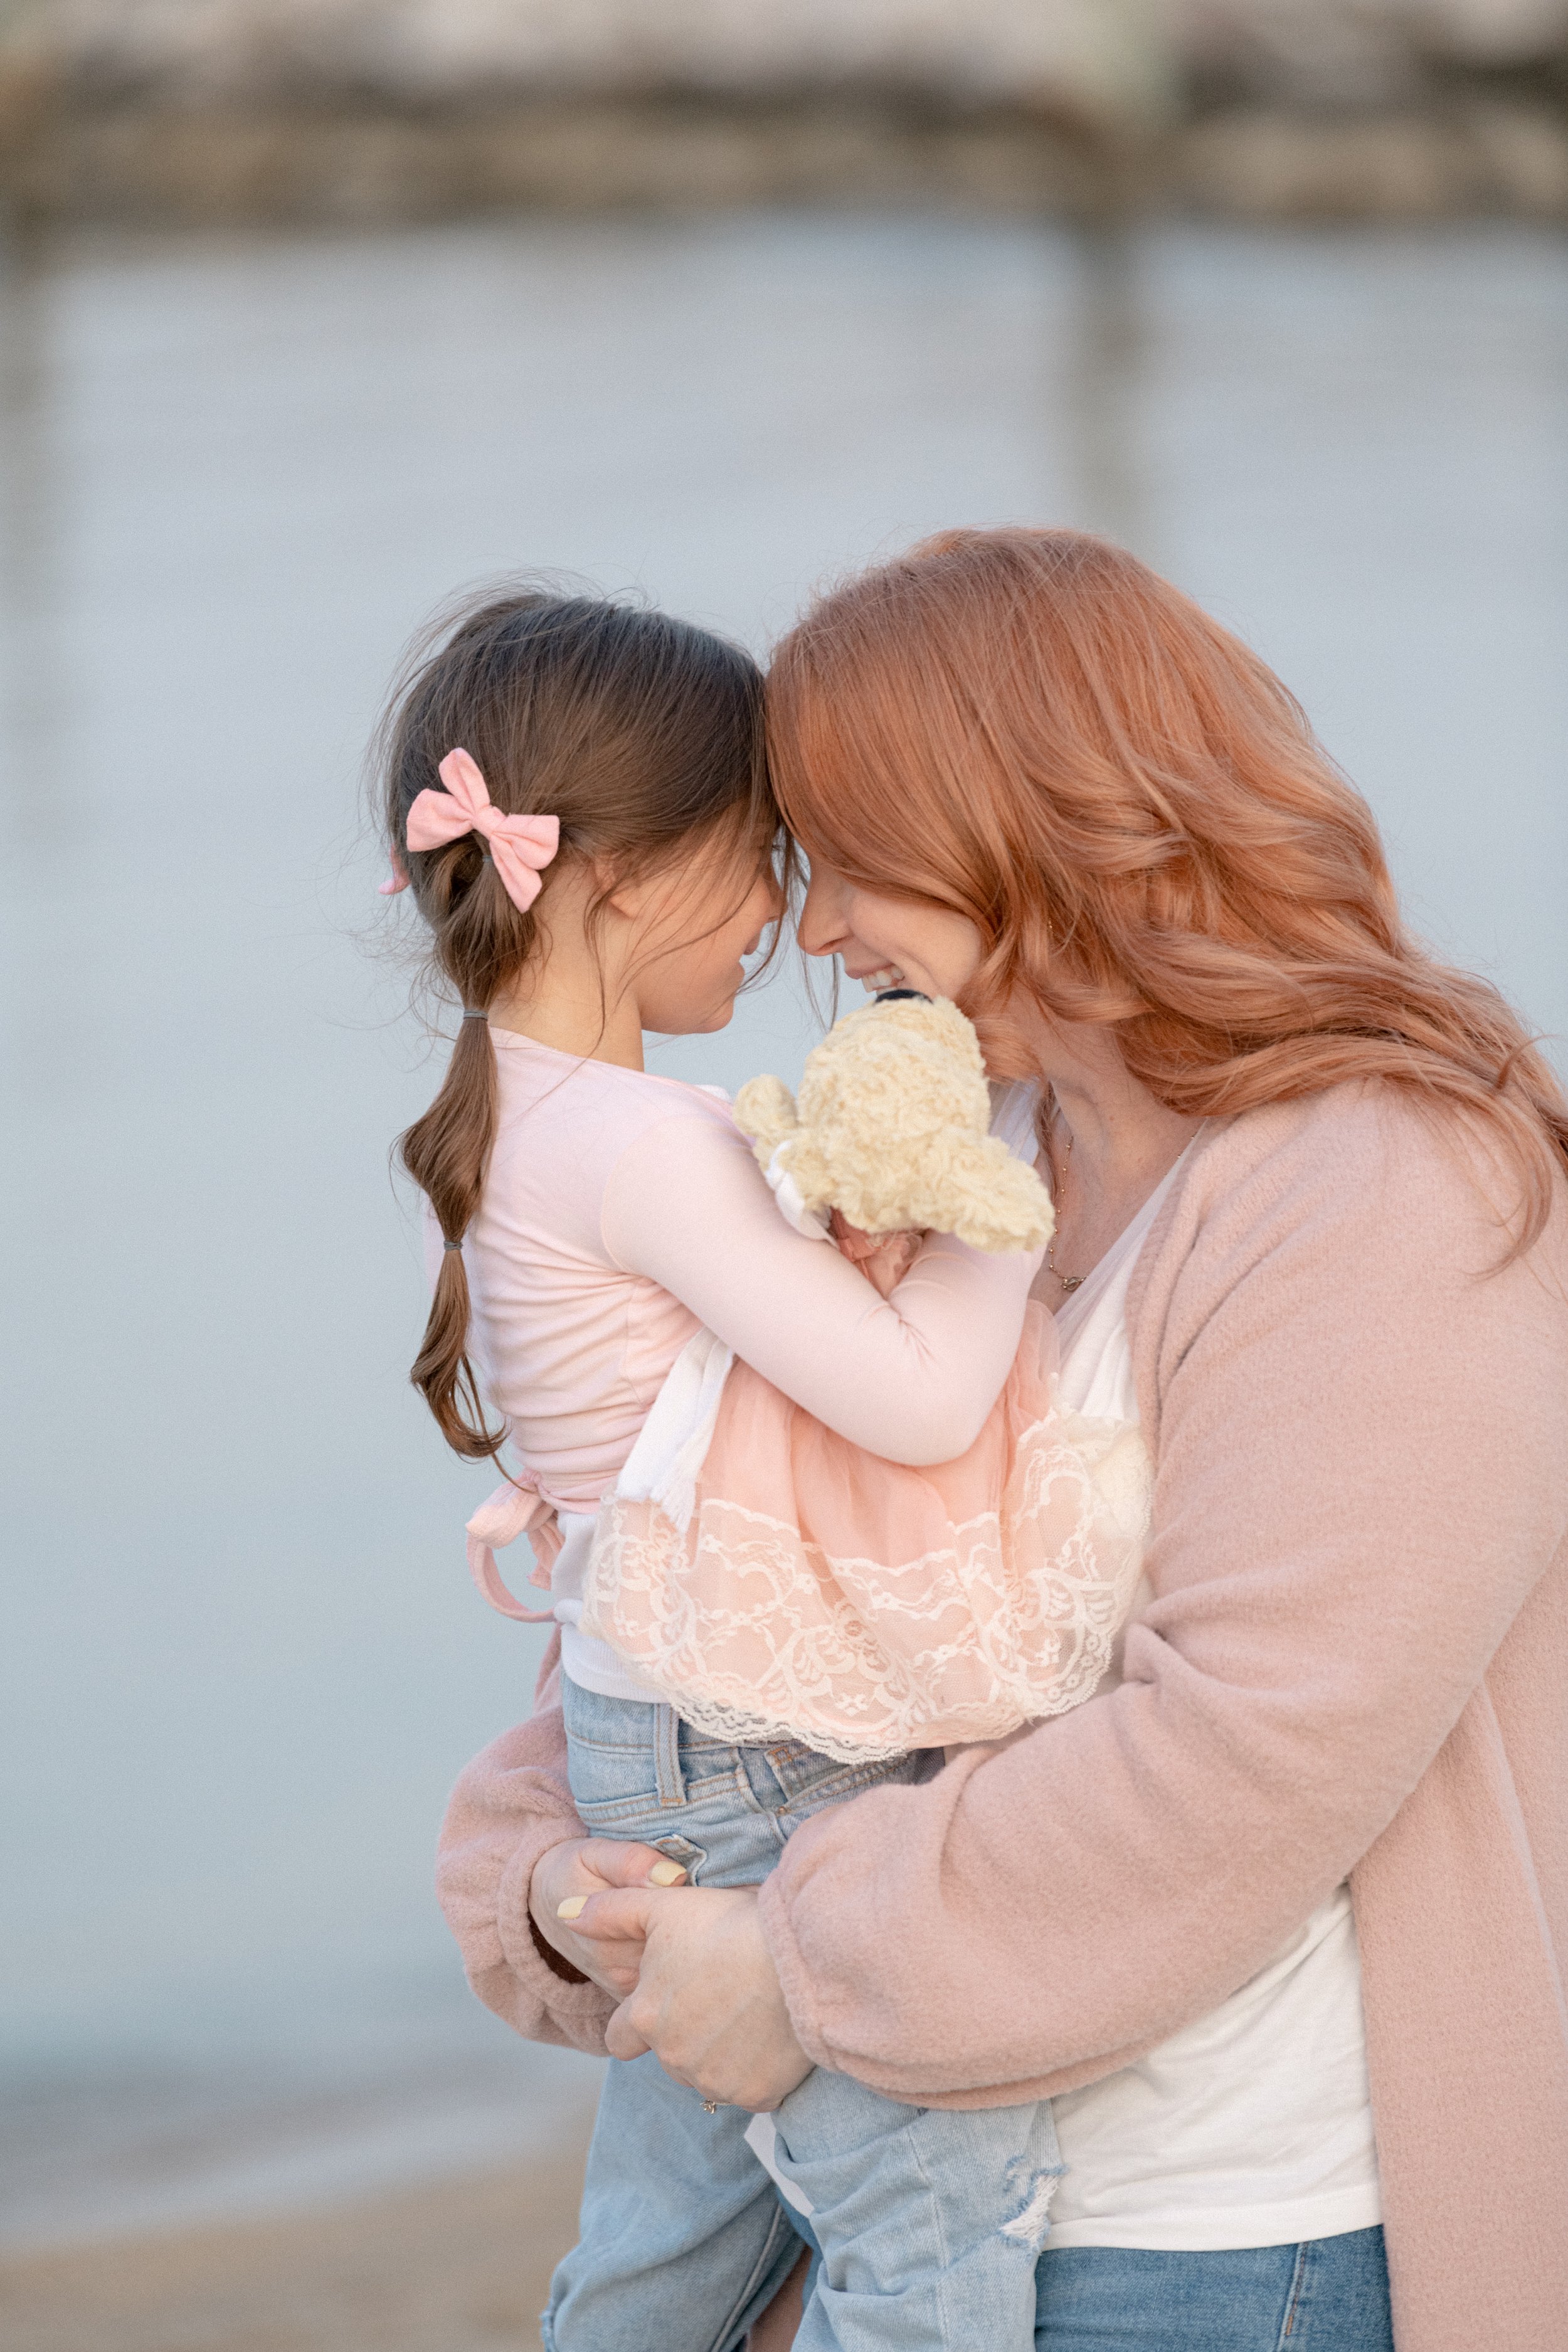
799,872,850,958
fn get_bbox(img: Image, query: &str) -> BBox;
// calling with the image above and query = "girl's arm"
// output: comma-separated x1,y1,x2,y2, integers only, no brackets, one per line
601,1113,1042,1465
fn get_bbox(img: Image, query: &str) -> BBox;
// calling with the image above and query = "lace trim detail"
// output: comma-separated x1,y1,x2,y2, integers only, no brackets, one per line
579,1411,1150,1764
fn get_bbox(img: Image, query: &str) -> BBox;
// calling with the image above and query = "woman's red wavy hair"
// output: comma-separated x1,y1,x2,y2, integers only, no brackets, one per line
767,527,1568,1248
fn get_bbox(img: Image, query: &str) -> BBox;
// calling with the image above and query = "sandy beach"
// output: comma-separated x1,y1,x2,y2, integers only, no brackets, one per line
0,2140,591,2352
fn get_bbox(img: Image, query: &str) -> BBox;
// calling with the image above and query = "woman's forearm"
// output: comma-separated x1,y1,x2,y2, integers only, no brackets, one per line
437,1641,689,2026
435,1642,617,2052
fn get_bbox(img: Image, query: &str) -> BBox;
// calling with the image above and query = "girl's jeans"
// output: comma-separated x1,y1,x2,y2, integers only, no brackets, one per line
544,1679,1060,2352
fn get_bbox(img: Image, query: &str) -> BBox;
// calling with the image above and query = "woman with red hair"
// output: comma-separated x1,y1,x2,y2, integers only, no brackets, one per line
437,532,1568,2352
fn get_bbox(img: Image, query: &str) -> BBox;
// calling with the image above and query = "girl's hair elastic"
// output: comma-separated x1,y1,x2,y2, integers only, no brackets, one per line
461,1009,489,1020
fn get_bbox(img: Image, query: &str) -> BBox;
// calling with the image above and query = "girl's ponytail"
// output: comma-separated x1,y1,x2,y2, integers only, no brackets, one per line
376,586,773,1463
401,1010,504,1461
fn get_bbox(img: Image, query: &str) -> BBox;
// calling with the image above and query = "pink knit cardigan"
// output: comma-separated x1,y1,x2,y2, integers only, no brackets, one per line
435,1086,1568,2352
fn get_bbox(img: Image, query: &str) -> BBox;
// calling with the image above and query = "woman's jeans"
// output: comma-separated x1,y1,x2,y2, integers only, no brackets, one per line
1031,2227,1394,2349
544,1680,1061,2352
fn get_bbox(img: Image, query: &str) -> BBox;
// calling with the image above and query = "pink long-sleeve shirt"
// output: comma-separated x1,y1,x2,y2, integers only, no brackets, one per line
436,1083,1568,2352
457,1028,1041,1512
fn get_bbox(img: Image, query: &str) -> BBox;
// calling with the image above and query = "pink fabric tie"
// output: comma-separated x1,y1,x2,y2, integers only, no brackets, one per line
465,1472,563,1623
388,748,560,914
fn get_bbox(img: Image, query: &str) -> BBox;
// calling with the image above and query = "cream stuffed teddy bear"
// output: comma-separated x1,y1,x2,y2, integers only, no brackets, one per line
733,993,1052,1256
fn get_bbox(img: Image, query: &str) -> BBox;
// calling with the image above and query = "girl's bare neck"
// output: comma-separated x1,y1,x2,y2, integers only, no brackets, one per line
489,936,647,1071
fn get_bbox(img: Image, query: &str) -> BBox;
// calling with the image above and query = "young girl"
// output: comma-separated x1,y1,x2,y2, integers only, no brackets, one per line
381,588,1133,2352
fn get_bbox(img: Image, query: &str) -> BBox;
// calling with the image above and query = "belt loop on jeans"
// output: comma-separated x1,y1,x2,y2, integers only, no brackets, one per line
653,1703,685,1808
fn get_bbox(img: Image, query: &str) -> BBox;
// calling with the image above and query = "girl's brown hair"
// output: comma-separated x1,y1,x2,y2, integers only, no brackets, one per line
767,527,1568,1244
379,587,773,1461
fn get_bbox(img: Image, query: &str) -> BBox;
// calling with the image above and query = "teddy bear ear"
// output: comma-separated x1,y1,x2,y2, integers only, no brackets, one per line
733,1073,800,1163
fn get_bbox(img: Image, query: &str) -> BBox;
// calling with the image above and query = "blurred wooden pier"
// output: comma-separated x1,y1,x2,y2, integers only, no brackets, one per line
1,0,1565,223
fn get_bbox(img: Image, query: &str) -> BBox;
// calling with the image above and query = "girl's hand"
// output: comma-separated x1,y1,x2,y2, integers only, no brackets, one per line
529,1838,687,1997
829,1211,923,1300
567,1883,814,2110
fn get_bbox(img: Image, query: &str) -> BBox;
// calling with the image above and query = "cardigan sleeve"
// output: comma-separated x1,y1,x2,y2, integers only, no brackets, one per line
435,1636,616,2053
756,1086,1568,2104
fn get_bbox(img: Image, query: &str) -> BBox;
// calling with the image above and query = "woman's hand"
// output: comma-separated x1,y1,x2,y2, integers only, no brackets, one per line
529,1838,687,1997
564,1882,813,2110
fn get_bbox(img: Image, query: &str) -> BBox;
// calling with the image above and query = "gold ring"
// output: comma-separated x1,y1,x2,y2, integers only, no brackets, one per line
703,2100,718,2114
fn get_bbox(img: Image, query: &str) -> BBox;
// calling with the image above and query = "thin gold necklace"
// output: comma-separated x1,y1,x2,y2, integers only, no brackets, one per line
1045,1125,1086,1294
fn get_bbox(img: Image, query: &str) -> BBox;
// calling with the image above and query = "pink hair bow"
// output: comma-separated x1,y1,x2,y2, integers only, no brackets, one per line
398,748,561,914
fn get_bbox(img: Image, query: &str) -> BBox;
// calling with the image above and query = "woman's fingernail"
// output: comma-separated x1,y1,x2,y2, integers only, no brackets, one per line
556,1896,588,1920
649,1860,687,1885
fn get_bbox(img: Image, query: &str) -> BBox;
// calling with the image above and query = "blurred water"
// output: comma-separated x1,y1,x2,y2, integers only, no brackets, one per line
1,213,1564,2231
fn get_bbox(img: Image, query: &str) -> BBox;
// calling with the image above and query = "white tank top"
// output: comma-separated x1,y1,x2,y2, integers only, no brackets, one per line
1043,1153,1382,2251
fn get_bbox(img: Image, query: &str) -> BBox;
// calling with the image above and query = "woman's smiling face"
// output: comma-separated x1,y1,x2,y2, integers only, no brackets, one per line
798,860,985,1001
